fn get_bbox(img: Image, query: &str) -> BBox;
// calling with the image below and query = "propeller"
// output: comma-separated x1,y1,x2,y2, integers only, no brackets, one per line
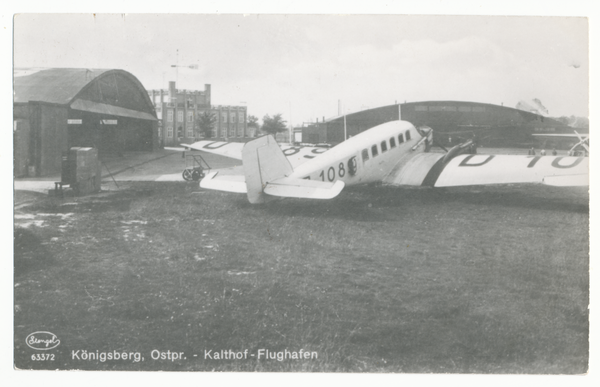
573,130,589,152
569,130,589,154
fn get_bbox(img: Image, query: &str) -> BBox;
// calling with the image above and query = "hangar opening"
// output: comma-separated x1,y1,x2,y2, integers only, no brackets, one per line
14,68,158,177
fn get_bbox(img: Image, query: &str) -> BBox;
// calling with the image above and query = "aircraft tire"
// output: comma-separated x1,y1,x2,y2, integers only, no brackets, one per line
192,169,204,181
182,169,193,181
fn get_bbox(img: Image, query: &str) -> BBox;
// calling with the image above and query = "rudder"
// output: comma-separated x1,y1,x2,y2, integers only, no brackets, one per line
242,135,293,203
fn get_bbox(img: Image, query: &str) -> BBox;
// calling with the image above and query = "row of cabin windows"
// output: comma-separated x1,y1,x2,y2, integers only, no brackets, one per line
361,130,412,162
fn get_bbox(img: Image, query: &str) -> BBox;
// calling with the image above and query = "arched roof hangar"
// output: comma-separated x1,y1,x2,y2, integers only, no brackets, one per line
14,68,158,177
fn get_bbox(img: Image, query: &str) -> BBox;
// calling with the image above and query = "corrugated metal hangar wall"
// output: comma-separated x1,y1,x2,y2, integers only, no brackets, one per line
320,101,574,147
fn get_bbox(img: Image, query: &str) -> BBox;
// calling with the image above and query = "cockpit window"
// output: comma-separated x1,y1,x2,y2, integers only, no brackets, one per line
405,130,411,141
398,134,404,144
390,137,396,148
381,141,388,153
371,145,379,157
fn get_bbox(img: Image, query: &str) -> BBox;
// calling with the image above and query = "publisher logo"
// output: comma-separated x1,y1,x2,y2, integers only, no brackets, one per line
26,332,61,350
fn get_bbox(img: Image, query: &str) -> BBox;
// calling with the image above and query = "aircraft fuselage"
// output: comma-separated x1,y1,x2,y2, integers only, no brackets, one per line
289,120,429,186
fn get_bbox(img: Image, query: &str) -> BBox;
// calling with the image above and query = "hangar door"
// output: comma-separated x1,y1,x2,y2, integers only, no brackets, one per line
68,110,155,154
68,71,157,153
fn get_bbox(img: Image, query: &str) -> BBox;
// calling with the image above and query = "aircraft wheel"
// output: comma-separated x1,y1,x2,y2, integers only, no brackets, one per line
182,169,193,181
191,169,204,181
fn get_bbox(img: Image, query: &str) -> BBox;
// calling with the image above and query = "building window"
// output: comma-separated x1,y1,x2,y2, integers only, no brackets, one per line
381,140,388,153
177,111,184,122
362,149,369,162
371,145,379,157
222,113,228,123
230,113,236,123
187,111,194,122
390,137,396,148
187,128,193,138
405,130,411,141
167,110,173,122
167,127,173,138
239,113,245,123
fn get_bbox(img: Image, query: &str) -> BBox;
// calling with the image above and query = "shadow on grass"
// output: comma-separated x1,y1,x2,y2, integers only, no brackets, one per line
254,184,587,223
348,185,588,214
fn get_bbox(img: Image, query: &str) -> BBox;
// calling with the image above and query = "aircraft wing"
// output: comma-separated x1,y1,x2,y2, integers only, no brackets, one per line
182,141,245,160
182,139,329,168
383,153,588,188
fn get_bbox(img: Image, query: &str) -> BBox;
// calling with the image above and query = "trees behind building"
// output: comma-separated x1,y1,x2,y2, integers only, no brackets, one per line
261,114,287,136
197,111,217,138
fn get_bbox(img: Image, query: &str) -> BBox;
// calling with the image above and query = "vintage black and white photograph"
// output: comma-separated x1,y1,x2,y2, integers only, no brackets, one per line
12,10,590,375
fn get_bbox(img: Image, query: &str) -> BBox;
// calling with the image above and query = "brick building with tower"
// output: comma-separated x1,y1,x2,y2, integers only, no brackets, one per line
147,81,250,146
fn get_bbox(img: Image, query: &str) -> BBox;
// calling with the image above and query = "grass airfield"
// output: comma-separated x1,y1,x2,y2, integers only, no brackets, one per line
14,178,588,373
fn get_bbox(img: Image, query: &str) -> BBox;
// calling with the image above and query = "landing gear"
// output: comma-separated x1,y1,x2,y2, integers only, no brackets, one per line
182,153,211,181
182,167,205,181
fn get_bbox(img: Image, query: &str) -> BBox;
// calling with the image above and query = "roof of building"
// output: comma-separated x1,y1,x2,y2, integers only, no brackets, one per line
14,68,156,121
324,100,552,123
14,68,115,104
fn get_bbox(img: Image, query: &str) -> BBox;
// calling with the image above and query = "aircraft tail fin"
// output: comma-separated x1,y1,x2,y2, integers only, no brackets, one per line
242,135,294,203
240,135,345,203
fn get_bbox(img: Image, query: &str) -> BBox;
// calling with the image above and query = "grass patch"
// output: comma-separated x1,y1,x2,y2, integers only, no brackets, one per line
14,182,588,372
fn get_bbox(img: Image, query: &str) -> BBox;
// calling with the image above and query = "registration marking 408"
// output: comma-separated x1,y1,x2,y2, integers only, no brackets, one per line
318,163,347,181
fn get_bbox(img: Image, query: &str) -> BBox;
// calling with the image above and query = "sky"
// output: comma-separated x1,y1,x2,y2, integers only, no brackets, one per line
13,13,589,125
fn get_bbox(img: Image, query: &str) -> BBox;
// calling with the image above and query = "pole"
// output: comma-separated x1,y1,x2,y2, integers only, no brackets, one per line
343,102,347,141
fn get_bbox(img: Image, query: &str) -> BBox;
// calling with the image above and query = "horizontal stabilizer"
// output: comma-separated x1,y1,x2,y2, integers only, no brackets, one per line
264,177,345,199
543,174,588,187
200,172,247,193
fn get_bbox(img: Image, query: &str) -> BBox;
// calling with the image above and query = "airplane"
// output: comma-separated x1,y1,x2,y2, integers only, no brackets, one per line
181,120,588,204
532,130,589,155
